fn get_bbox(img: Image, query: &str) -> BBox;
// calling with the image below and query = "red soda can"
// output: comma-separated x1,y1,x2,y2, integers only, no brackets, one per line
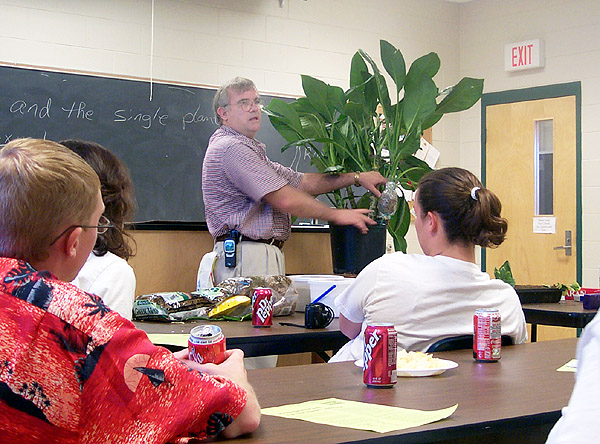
188,325,226,364
363,323,397,388
473,308,501,361
252,287,273,328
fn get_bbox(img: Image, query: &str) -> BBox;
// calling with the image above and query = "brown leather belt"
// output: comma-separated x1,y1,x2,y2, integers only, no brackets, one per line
215,234,284,249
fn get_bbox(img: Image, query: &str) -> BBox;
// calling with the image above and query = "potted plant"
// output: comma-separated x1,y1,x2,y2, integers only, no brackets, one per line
264,40,483,273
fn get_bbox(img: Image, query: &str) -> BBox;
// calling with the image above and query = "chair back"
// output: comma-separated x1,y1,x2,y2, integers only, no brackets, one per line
427,334,513,353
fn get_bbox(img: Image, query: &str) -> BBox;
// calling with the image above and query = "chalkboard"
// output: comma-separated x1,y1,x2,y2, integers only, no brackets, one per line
0,65,316,223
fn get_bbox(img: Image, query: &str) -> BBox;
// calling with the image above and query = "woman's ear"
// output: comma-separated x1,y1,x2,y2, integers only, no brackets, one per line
426,211,441,235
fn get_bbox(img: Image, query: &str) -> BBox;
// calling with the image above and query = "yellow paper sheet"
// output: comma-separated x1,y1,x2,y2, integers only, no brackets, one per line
557,358,577,372
261,398,457,434
147,334,189,348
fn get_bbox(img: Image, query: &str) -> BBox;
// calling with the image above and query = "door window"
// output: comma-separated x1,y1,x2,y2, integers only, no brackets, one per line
535,119,553,215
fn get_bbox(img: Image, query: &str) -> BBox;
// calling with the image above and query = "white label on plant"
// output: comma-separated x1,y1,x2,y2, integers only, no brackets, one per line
416,138,440,168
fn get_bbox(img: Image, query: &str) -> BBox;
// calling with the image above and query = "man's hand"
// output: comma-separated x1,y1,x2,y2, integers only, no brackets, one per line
264,183,381,233
356,171,387,197
331,208,377,234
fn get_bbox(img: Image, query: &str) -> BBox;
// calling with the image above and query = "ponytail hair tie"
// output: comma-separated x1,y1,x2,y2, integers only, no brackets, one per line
470,187,480,201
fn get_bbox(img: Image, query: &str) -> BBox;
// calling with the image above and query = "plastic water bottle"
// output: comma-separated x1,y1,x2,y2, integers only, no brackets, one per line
377,182,398,221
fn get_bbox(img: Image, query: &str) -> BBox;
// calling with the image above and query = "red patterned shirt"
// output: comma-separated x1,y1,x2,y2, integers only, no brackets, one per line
0,257,247,443
202,125,303,241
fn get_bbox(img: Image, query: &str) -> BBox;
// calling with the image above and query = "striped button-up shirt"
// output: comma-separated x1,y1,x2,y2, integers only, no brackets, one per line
202,125,303,241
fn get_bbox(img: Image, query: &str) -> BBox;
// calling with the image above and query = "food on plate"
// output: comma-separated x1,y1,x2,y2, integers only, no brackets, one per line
397,350,447,369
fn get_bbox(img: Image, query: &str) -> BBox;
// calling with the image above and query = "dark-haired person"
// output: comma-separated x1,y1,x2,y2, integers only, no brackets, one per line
0,138,260,441
60,139,137,320
329,167,527,362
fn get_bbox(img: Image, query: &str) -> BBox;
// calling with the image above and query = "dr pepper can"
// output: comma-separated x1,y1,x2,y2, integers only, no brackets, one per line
363,323,397,388
188,324,226,364
252,287,273,327
473,308,501,361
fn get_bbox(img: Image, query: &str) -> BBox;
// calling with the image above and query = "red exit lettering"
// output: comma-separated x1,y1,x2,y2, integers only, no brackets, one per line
512,44,534,67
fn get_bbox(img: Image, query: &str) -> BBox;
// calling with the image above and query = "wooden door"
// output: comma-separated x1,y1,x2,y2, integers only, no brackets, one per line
485,96,577,286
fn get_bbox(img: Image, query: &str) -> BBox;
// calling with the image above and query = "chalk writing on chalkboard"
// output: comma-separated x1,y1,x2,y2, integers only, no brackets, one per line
0,65,315,224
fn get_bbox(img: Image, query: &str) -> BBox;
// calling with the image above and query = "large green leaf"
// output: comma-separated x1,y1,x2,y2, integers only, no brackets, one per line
401,53,439,133
387,198,410,253
264,99,307,143
301,75,344,121
435,77,484,114
280,136,334,153
420,77,484,130
294,97,321,115
267,115,303,143
421,112,443,131
331,117,369,169
355,192,373,209
358,49,393,126
393,159,431,192
347,78,379,118
299,113,327,139
344,101,371,128
350,51,369,89
363,75,380,114
409,52,440,79
380,40,406,94
264,99,303,133
402,77,437,135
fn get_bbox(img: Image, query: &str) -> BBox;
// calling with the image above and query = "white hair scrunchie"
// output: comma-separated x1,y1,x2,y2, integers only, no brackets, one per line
470,187,480,201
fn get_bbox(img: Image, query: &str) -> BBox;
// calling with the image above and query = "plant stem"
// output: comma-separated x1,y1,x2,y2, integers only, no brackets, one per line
346,186,358,209
368,194,377,218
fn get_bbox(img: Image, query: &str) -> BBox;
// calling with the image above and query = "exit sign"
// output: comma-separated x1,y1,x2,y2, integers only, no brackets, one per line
505,39,545,72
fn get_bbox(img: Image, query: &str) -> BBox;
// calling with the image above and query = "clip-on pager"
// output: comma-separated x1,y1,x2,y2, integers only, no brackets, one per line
224,230,240,268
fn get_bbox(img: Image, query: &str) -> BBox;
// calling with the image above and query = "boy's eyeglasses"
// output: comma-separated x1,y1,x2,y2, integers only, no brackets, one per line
49,215,114,246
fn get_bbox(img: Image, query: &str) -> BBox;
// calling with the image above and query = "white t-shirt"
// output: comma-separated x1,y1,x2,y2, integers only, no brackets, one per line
72,251,136,320
330,252,528,363
545,312,600,444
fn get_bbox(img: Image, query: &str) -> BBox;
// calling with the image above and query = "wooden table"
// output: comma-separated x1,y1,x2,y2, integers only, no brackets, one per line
230,338,577,444
521,300,597,341
134,312,349,360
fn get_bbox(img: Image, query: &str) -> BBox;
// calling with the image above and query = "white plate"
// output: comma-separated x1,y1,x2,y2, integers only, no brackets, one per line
354,358,458,377
396,359,458,377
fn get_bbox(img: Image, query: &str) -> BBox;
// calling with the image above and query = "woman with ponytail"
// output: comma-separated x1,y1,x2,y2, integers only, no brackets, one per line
330,167,527,363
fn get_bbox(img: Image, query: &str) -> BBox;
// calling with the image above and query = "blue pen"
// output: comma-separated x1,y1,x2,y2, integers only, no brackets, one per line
312,284,336,305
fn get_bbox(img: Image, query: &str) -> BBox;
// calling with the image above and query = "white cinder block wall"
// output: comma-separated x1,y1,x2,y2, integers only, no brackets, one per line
0,0,460,255
459,0,600,287
0,0,597,285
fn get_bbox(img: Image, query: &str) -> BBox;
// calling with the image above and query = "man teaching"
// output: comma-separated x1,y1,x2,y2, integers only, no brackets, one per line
203,77,387,284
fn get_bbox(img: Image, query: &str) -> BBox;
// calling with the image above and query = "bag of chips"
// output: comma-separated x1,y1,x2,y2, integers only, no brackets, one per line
216,275,298,316
133,275,297,322
133,289,225,322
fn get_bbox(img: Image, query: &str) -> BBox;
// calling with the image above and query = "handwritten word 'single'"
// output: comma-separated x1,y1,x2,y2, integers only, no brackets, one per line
114,107,168,130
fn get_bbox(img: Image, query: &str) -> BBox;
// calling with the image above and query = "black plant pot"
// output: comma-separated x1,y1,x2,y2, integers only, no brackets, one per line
329,223,387,275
